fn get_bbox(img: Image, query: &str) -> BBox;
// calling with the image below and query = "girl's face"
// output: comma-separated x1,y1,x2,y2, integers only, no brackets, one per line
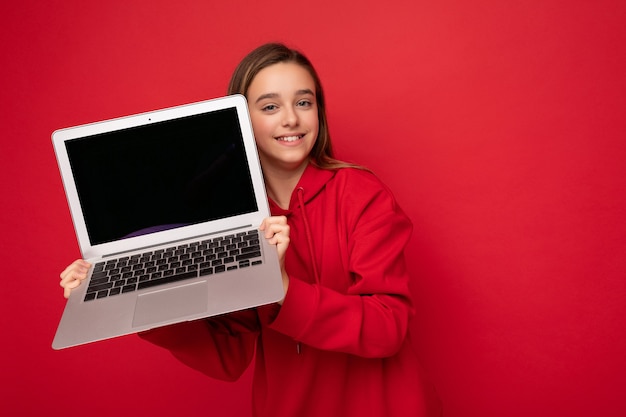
246,62,319,173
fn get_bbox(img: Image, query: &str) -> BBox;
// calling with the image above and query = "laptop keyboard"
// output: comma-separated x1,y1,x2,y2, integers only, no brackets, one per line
84,229,263,301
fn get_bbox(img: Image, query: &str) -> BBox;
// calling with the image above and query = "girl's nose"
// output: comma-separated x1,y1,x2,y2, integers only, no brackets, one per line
282,106,299,127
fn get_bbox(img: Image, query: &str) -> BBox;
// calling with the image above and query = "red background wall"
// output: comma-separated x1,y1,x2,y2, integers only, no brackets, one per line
2,1,625,416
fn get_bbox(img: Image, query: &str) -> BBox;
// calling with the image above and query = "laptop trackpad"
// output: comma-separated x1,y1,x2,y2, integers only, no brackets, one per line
132,280,208,328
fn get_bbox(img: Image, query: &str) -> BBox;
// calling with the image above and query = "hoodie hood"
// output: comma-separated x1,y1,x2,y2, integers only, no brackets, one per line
267,163,336,216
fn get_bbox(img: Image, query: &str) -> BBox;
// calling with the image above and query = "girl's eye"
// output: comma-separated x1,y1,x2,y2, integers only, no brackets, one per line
297,100,312,107
261,104,277,112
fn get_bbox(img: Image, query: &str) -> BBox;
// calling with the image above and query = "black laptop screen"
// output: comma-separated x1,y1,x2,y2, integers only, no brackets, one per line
65,107,258,246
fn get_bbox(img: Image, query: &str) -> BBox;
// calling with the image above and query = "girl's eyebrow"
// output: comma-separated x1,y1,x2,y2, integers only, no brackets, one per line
254,89,314,104
255,93,279,103
295,88,315,97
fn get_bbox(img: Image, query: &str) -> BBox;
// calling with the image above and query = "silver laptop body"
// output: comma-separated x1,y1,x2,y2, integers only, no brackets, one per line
52,95,283,350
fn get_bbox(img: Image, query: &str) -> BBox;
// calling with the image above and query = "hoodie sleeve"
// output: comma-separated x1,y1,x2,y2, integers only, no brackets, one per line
138,308,260,381
269,171,415,358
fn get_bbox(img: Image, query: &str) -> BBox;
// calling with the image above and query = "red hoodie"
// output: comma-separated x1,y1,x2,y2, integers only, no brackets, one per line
140,164,441,417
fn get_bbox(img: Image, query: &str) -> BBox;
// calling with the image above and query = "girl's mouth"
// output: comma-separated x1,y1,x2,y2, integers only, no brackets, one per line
275,135,303,142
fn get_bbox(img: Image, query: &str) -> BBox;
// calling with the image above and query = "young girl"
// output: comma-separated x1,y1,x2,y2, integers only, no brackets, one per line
60,43,442,417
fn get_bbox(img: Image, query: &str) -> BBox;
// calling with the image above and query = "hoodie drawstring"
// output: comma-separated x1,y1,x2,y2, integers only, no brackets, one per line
295,187,319,355
296,187,320,283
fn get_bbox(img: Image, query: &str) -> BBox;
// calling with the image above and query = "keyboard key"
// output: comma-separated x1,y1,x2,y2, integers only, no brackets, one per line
236,250,262,261
137,270,198,290
122,284,136,293
87,282,113,293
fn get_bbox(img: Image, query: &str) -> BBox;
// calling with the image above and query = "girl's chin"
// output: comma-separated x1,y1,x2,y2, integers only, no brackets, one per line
264,156,309,172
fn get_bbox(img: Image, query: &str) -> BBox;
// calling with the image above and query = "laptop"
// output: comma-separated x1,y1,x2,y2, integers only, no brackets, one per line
52,94,284,350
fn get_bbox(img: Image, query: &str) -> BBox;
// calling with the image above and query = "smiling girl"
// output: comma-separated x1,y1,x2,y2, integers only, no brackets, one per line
60,43,441,417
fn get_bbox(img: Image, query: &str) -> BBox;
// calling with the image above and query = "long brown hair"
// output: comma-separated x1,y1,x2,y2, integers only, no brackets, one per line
228,43,361,170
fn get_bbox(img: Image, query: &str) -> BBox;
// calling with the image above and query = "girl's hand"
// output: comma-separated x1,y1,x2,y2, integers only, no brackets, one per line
59,259,91,299
259,216,290,301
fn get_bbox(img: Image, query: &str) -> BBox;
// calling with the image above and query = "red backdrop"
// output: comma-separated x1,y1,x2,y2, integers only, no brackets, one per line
2,1,625,416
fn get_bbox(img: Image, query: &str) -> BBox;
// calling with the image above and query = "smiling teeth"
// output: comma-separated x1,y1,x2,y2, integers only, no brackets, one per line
277,135,301,142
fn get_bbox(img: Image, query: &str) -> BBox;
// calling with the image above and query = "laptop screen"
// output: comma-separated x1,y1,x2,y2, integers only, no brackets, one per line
65,107,258,246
